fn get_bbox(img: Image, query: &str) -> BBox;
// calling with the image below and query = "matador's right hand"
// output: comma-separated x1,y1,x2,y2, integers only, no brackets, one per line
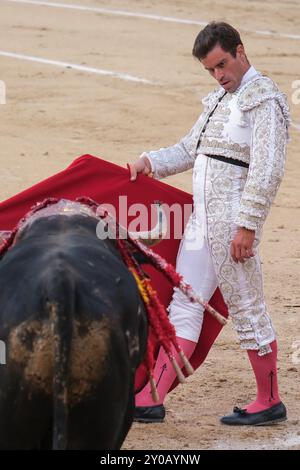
127,155,153,181
230,227,255,263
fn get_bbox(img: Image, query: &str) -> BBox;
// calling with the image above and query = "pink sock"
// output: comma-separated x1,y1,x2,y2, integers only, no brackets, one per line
245,340,281,413
135,337,197,407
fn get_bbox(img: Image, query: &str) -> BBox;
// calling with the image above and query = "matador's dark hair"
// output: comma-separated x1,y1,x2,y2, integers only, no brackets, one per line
192,21,243,60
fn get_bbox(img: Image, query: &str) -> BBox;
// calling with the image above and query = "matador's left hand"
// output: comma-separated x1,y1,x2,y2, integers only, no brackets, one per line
230,227,255,263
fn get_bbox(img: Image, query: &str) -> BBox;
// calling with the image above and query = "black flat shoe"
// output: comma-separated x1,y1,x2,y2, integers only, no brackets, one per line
134,405,165,423
220,401,287,426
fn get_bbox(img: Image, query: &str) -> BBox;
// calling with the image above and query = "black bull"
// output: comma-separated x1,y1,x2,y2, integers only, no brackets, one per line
0,214,148,449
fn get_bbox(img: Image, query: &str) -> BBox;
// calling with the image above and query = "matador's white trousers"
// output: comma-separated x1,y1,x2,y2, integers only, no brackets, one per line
168,155,276,355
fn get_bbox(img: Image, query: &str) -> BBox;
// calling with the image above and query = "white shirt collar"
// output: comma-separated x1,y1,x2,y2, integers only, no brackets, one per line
229,65,259,95
240,65,259,87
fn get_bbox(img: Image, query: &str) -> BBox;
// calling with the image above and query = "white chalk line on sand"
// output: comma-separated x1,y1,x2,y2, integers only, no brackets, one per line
291,121,300,130
0,50,155,85
4,0,300,41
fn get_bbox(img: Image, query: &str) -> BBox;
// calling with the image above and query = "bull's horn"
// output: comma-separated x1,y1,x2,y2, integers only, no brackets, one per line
129,202,168,247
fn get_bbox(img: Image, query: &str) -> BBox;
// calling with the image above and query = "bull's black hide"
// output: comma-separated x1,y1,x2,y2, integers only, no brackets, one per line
0,214,147,449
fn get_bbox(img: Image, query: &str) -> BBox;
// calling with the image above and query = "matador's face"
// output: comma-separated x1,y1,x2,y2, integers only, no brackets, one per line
200,43,249,93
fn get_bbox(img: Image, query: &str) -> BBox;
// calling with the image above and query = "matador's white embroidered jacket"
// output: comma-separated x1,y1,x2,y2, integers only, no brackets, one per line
143,69,290,233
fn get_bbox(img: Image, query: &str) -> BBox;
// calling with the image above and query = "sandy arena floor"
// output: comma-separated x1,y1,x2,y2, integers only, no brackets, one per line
0,0,299,450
